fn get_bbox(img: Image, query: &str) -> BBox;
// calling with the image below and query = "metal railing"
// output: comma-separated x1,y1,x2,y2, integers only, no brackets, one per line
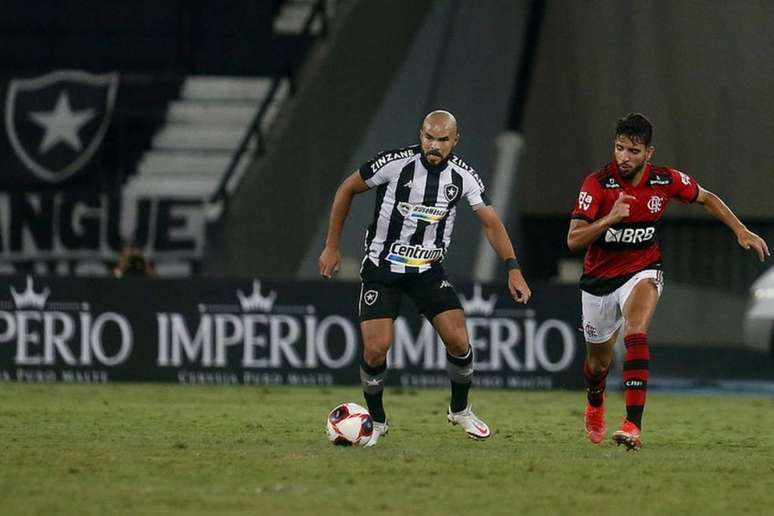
301,0,329,37
209,77,283,205
208,0,330,209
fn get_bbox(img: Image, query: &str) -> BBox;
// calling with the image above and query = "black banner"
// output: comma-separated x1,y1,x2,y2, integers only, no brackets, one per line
1,70,118,187
0,192,205,266
0,276,584,389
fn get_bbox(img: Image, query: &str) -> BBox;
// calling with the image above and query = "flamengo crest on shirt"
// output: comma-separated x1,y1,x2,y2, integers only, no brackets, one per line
4,70,118,183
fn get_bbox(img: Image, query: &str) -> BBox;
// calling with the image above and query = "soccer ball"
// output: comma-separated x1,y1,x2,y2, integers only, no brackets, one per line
326,402,374,447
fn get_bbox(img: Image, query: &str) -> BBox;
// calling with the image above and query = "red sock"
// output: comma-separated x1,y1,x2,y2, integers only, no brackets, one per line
623,333,650,429
583,360,608,407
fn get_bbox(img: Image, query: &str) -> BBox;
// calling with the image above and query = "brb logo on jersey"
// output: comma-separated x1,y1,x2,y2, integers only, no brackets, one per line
604,226,656,245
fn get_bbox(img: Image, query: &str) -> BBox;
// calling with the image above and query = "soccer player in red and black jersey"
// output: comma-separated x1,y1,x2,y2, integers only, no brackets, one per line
567,113,769,451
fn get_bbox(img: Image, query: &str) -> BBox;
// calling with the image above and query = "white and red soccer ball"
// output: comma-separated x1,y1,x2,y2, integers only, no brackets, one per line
326,402,374,447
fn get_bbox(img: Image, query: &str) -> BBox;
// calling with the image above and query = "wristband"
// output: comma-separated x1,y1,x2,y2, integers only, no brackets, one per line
504,257,520,271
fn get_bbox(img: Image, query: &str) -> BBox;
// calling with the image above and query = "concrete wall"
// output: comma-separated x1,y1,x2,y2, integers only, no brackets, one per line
299,0,531,279
218,0,434,278
650,282,748,347
518,0,774,219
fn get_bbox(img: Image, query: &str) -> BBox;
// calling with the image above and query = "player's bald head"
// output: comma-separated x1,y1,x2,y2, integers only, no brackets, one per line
422,110,459,135
419,110,460,165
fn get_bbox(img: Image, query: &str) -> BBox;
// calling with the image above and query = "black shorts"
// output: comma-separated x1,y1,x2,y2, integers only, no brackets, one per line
358,258,462,321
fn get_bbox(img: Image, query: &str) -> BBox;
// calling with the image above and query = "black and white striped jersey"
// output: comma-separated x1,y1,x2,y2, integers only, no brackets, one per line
358,144,490,274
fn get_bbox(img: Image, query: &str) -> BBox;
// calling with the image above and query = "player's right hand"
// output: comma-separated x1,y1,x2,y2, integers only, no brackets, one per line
318,247,341,278
606,192,635,225
737,229,770,262
507,269,531,304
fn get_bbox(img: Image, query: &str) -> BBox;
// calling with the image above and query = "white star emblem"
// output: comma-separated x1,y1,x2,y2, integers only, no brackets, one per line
363,290,378,306
28,91,95,154
365,378,382,386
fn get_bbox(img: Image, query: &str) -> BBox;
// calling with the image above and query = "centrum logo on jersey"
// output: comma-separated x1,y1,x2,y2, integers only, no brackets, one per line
386,242,444,266
396,202,447,224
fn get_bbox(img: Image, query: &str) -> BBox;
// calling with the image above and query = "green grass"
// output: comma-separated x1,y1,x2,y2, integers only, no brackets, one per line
1,384,773,516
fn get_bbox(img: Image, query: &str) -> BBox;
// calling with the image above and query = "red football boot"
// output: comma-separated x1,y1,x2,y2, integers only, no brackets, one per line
584,402,605,444
612,419,641,451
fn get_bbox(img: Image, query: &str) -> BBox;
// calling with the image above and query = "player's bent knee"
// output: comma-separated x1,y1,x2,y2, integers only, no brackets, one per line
624,322,649,336
586,359,609,377
362,345,389,367
443,339,469,357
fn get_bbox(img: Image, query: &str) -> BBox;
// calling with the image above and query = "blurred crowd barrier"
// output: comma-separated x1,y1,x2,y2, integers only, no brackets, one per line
0,276,582,388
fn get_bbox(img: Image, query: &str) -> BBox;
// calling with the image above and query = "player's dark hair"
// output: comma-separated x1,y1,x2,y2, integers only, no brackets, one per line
615,113,653,146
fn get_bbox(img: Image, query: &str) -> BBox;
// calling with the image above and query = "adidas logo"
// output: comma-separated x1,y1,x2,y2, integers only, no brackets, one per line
403,180,413,188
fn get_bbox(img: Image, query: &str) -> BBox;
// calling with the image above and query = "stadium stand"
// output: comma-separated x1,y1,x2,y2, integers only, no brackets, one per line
128,76,290,201
0,0,334,277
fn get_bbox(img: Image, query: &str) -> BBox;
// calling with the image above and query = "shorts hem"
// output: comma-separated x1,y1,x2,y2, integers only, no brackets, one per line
423,305,463,321
359,313,398,322
585,321,622,344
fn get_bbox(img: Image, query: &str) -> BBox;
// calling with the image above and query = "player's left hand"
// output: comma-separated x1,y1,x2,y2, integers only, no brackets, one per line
737,229,770,262
507,269,532,304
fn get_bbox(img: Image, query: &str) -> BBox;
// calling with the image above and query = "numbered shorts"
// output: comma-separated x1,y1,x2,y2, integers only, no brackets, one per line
358,258,462,321
581,269,663,344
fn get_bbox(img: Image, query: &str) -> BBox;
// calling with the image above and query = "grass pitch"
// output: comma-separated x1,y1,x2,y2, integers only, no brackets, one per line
1,384,772,516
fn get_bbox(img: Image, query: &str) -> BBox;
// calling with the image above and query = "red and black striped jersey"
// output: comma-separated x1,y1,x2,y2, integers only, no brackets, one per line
571,162,699,295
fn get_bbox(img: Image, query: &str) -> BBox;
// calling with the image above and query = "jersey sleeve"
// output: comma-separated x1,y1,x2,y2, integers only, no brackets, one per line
667,168,700,203
358,152,400,188
461,168,490,210
571,175,604,222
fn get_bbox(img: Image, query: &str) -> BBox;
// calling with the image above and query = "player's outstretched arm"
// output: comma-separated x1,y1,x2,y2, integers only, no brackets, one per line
319,172,370,278
695,187,770,262
475,206,531,304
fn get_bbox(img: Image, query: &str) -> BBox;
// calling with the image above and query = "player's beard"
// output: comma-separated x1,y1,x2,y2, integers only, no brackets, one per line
423,149,445,164
618,161,644,180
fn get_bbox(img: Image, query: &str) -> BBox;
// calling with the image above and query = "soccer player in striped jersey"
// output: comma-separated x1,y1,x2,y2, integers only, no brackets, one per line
319,111,531,445
568,113,769,451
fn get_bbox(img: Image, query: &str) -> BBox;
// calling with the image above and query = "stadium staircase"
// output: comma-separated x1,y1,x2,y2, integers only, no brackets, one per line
216,0,436,278
0,0,336,276
127,0,333,208
126,76,290,202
